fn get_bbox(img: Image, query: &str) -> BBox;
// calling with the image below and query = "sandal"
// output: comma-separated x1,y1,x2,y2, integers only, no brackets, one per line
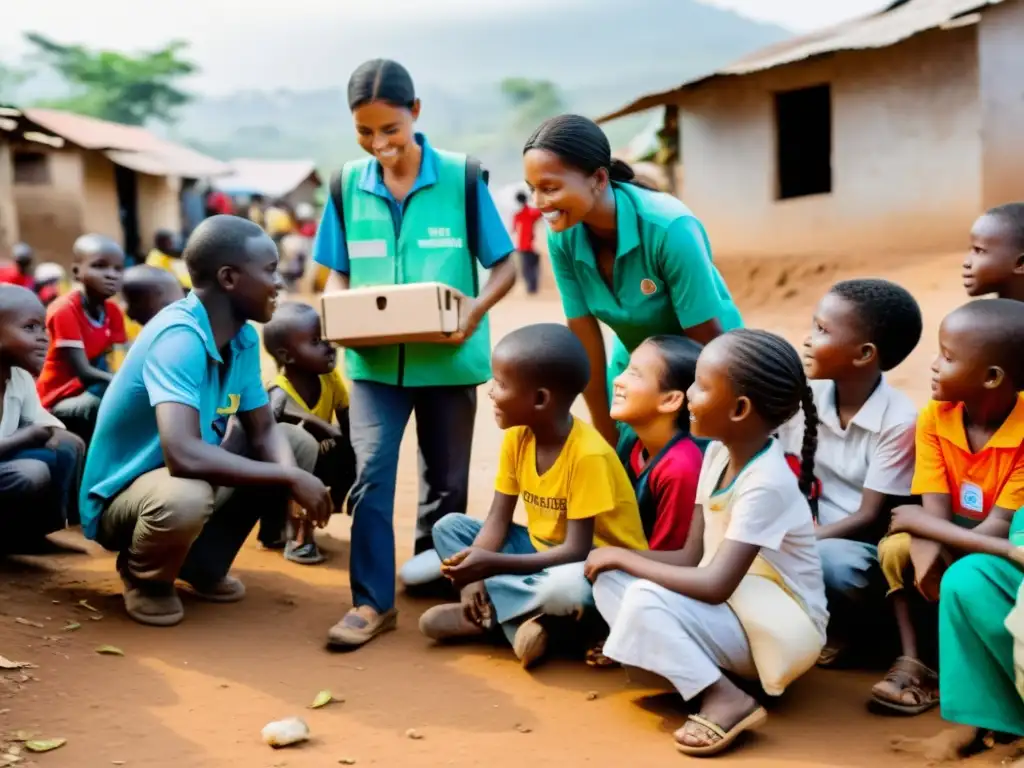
674,705,768,757
284,541,327,565
585,643,620,669
871,656,939,715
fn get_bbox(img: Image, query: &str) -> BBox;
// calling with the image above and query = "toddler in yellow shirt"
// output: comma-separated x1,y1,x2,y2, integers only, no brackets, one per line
264,301,355,565
419,323,647,669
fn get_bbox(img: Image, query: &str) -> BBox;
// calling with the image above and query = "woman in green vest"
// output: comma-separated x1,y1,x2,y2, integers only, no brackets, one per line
522,114,742,446
313,59,517,649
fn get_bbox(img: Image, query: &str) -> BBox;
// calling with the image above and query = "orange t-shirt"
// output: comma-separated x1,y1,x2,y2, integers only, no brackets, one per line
911,394,1024,527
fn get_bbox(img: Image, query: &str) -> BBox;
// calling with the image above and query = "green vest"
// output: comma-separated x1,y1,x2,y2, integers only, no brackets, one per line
340,150,491,387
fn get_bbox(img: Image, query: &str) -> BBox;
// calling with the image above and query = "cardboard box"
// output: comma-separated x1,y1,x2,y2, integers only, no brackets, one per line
321,282,464,347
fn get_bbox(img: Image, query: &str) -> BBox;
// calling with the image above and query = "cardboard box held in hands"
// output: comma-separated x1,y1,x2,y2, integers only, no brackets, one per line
321,282,465,347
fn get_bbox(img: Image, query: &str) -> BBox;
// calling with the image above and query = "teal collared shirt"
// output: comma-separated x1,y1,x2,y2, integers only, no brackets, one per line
79,292,268,539
313,133,512,274
548,183,742,354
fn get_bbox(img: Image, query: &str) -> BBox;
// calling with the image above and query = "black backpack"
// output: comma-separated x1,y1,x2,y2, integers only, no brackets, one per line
328,156,489,296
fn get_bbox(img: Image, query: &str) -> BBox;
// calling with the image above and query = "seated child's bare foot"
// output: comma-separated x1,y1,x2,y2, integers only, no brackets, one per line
419,603,486,642
674,678,766,757
890,726,981,763
512,616,549,669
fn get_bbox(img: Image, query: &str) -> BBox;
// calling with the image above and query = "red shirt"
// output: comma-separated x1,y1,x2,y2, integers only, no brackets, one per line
627,436,702,551
36,291,127,408
207,190,234,215
512,206,543,252
0,263,35,291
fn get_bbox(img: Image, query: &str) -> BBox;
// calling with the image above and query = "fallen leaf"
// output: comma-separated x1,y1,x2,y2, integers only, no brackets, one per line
0,657,35,671
78,600,99,613
25,738,66,753
339,759,357,765
95,645,124,656
309,690,333,709
514,724,532,734
586,691,599,701
405,728,423,740
89,615,104,622
62,623,81,632
13,618,43,629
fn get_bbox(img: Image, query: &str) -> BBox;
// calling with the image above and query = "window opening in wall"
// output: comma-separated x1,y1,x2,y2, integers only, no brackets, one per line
775,84,832,200
13,152,52,185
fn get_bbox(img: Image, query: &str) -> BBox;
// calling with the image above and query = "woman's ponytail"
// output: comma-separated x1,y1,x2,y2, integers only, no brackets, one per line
525,115,654,189
798,383,820,522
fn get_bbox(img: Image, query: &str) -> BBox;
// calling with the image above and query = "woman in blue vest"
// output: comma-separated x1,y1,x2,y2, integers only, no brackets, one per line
522,114,742,446
313,59,517,649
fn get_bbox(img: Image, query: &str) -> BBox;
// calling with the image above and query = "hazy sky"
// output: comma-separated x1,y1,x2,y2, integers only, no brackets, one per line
3,0,892,93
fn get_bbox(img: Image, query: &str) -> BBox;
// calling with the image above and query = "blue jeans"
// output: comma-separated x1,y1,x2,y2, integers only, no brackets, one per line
51,391,102,447
432,513,594,645
817,538,881,639
0,433,84,546
347,381,477,613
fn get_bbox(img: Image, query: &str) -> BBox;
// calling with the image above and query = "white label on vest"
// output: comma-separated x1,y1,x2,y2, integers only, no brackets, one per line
349,240,388,259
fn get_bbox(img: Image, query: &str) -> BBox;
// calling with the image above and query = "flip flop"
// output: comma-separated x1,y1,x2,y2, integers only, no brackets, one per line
284,541,327,565
674,706,768,757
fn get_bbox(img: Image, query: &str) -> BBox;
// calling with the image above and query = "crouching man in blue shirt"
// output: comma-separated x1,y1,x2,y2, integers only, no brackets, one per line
79,215,332,627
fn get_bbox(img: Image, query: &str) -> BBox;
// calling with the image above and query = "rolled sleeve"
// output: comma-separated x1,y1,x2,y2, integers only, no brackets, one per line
474,179,514,269
659,217,726,329
547,233,591,320
312,197,350,275
142,326,206,410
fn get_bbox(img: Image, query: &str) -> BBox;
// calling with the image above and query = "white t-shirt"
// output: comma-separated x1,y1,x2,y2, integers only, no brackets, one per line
779,378,917,527
0,367,64,439
697,439,828,641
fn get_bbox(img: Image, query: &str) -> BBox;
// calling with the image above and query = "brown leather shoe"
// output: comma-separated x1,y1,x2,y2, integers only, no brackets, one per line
326,606,398,649
118,564,184,627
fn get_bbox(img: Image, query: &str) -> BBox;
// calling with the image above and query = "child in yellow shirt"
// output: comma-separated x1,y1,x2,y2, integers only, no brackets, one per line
263,301,355,565
419,323,647,669
145,230,192,290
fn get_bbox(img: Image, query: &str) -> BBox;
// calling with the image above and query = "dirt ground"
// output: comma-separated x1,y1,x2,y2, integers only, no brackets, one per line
1,248,1018,768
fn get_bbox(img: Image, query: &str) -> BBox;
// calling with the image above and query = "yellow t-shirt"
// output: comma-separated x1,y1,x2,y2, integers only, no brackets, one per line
495,418,648,552
145,249,192,290
265,207,294,237
272,368,349,422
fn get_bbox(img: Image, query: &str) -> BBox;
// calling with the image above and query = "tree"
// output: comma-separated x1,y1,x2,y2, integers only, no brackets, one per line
499,78,565,134
24,33,197,125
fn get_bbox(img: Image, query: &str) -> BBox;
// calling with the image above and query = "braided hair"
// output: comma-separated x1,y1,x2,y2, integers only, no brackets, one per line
523,114,656,190
722,329,820,519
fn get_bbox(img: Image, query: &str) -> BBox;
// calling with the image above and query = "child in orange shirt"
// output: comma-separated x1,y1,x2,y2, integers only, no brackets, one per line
871,299,1024,716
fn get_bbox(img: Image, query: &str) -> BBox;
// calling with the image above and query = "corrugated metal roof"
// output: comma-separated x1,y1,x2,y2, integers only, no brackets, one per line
22,108,230,178
597,0,1006,124
213,159,321,198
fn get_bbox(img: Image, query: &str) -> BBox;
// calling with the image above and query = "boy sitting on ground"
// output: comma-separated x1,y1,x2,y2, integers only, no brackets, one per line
871,299,1024,715
78,215,331,627
263,301,356,565
0,285,85,550
782,279,922,666
963,202,1024,302
35,235,126,445
419,323,648,669
146,229,192,290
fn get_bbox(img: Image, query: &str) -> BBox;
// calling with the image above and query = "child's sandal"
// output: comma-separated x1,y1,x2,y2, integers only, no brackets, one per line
871,656,939,715
284,541,327,566
585,643,619,669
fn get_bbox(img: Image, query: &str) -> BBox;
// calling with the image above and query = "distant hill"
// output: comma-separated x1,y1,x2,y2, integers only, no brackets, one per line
170,0,790,185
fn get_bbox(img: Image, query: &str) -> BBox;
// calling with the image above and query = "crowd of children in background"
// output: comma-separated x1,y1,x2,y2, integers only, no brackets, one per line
1,200,1023,760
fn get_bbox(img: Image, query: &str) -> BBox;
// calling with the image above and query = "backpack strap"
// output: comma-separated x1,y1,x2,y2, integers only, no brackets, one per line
465,156,487,297
329,169,346,240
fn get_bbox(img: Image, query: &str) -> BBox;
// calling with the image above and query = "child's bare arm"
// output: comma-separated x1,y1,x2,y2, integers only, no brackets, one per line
61,347,112,386
270,387,338,440
817,489,888,541
485,516,595,574
894,502,1015,556
471,491,517,552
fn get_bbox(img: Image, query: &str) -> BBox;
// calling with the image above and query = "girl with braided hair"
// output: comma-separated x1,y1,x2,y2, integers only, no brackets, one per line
585,329,827,758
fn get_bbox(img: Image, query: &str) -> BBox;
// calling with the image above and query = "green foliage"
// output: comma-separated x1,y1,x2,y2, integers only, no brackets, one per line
24,33,196,125
499,78,565,134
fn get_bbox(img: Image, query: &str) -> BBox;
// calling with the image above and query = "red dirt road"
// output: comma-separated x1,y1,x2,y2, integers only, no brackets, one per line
0,250,1015,767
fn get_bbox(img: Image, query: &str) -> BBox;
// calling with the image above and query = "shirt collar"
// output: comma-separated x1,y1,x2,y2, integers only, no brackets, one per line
358,132,438,199
573,183,641,265
183,292,256,364
934,393,1024,450
817,378,891,435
